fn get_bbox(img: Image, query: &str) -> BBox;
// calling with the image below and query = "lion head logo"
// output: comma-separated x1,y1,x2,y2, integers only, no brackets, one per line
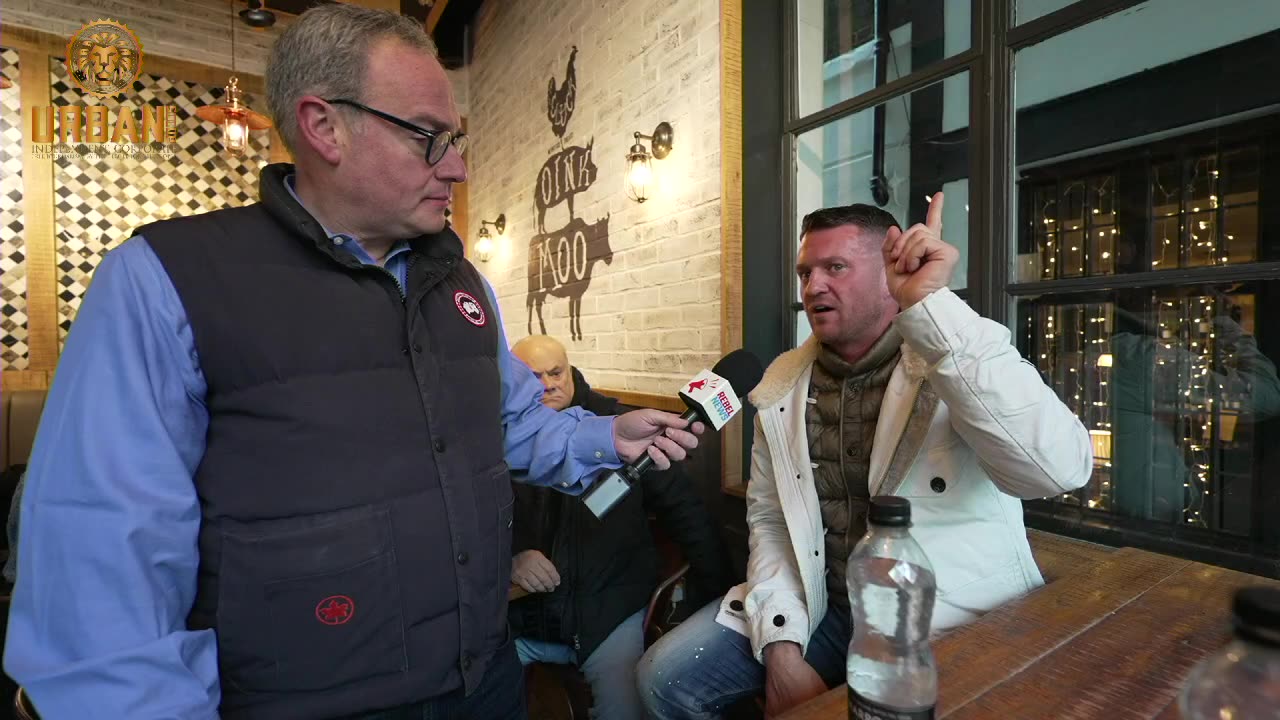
65,19,143,97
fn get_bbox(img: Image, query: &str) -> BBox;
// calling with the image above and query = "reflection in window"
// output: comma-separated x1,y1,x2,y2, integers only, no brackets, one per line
1022,175,1116,281
795,0,970,117
1151,148,1260,270
1018,144,1263,283
1020,287,1280,543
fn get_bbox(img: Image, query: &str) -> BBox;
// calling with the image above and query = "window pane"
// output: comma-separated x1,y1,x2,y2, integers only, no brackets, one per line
1018,172,1118,281
1012,0,1280,573
795,0,970,118
794,73,969,346
1014,0,1280,281
1017,284,1280,568
1014,0,1077,25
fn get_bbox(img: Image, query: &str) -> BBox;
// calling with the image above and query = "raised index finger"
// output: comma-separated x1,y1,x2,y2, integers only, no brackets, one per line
926,191,945,233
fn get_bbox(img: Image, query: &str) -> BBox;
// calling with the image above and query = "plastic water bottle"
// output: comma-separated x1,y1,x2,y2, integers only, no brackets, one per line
1179,586,1280,719
846,496,937,720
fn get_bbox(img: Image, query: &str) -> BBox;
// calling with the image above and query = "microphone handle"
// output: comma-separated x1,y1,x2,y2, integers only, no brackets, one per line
626,406,701,479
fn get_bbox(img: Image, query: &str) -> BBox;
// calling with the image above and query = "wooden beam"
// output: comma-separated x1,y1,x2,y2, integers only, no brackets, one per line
0,26,266,94
426,0,450,34
19,49,58,373
595,389,684,414
1,370,51,392
719,0,746,494
346,0,401,13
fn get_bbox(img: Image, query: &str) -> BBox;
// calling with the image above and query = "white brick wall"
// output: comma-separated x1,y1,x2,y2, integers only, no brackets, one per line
467,0,722,394
10,0,285,75
7,1,471,115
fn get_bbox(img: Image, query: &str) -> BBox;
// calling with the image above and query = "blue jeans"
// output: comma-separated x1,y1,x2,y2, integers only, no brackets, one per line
637,597,850,720
516,608,646,720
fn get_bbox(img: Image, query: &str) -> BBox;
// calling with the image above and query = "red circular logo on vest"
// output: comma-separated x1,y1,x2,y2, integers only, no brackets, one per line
315,595,355,625
454,291,487,327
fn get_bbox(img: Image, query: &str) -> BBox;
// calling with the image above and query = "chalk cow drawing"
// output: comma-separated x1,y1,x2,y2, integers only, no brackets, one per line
524,45,611,341
527,214,612,342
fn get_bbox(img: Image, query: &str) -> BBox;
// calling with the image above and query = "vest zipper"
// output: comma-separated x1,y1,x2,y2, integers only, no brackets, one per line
362,260,406,302
839,379,852,550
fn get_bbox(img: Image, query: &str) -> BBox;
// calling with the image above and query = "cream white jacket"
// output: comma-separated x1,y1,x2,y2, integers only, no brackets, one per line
732,289,1092,661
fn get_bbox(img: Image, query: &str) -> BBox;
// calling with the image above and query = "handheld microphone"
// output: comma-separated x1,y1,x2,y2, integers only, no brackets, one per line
582,349,765,519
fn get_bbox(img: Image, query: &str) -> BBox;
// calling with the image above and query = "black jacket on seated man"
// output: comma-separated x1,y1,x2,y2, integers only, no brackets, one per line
509,368,731,660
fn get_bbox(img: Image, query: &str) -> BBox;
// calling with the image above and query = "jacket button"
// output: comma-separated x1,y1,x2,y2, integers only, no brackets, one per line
457,551,469,565
401,346,409,356
930,477,947,493
729,600,744,612
773,614,786,627
412,343,423,353
434,439,446,453
846,447,856,457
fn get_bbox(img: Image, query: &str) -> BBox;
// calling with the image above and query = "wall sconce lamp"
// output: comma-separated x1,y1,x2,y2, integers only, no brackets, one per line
625,121,673,203
474,213,506,262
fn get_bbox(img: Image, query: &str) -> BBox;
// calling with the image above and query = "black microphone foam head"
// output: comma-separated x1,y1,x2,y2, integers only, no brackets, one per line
712,349,765,398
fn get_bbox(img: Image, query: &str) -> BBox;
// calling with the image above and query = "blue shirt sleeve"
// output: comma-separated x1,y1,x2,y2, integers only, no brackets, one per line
4,237,220,719
481,280,621,494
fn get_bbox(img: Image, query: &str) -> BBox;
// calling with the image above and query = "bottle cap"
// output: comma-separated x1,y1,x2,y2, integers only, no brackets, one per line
868,496,911,527
1233,587,1280,648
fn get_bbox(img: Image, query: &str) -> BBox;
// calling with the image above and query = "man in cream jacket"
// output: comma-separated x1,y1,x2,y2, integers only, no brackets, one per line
638,195,1092,719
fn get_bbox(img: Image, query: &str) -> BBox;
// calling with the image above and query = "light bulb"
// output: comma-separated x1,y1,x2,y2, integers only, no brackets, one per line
224,116,249,154
629,158,652,187
474,234,493,262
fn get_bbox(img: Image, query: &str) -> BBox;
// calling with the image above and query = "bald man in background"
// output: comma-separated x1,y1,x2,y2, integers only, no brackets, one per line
508,336,731,720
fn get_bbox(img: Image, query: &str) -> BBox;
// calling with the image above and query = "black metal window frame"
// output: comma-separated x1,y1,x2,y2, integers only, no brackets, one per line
747,0,1280,575
778,0,1151,341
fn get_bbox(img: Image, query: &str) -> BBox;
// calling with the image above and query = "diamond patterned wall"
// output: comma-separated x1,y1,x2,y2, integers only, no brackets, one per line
1,48,26,370
50,57,267,344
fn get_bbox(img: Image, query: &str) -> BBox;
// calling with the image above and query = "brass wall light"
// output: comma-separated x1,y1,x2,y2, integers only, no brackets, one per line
625,121,673,203
475,213,506,262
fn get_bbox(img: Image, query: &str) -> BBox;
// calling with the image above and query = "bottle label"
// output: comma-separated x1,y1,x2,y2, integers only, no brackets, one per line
848,687,935,720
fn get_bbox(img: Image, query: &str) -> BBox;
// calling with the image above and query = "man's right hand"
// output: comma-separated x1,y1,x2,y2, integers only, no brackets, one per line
762,641,828,719
511,550,560,593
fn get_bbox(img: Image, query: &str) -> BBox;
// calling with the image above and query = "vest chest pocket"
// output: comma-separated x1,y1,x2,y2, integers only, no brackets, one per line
216,506,407,693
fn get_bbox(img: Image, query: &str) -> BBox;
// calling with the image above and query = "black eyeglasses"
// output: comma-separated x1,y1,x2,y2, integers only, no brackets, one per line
324,98,468,165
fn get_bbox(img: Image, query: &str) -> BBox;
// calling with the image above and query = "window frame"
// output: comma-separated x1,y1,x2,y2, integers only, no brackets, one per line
755,0,1280,577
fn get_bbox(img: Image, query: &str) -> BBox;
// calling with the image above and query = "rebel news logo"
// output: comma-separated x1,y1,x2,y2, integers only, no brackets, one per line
711,390,735,423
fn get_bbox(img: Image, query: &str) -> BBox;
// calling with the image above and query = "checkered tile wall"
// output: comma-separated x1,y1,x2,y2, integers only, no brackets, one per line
50,57,268,345
1,48,27,370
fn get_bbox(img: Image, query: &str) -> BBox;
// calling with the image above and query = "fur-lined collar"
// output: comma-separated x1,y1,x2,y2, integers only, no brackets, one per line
748,333,929,408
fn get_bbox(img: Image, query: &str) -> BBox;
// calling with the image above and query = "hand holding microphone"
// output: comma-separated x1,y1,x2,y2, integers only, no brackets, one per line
612,410,705,471
585,349,765,519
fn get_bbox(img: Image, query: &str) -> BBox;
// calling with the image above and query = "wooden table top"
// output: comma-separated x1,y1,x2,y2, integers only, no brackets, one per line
781,545,1280,720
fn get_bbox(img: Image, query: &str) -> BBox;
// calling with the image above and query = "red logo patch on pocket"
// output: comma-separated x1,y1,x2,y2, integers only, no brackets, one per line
315,595,355,625
454,291,487,326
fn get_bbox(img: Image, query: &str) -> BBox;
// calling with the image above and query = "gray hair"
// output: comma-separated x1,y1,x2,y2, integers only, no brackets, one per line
266,3,438,155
